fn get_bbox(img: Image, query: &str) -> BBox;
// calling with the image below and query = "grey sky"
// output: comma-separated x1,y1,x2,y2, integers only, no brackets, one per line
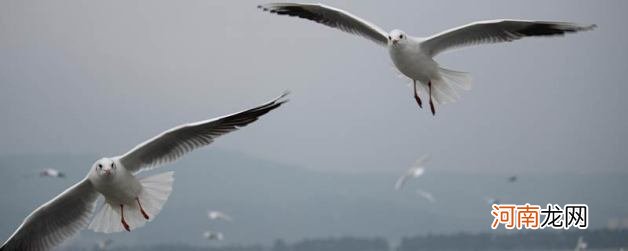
0,0,626,175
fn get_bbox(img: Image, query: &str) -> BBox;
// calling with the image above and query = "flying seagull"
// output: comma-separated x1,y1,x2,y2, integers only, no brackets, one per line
39,168,65,178
508,175,517,183
0,93,288,251
208,210,232,221
394,155,429,190
574,236,587,251
484,196,502,205
203,231,224,241
96,239,113,251
258,3,596,115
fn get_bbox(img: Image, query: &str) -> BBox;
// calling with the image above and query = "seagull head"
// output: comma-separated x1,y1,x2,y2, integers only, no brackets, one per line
388,29,407,46
93,158,117,178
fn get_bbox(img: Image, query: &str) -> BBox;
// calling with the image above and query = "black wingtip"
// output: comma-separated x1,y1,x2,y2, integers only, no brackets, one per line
277,90,290,102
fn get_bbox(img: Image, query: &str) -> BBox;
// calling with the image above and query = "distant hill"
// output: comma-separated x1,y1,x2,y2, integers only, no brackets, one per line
0,150,626,248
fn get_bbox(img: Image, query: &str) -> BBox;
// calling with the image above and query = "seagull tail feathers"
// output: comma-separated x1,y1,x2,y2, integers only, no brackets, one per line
88,172,174,233
430,67,472,105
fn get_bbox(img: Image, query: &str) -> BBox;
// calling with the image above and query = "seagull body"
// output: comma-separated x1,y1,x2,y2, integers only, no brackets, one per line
39,168,65,178
485,196,501,205
208,210,232,221
0,93,288,251
203,231,224,241
96,239,113,250
259,3,596,115
394,155,429,190
574,236,587,251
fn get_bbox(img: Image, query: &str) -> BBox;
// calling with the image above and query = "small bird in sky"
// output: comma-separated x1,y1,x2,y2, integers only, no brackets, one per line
208,210,233,221
203,231,224,241
395,155,429,190
39,168,65,178
96,239,113,251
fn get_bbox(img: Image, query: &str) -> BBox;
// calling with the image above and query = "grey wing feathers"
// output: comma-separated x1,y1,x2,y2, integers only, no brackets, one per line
259,3,389,46
1,179,99,251
394,174,409,190
119,92,289,173
421,20,596,56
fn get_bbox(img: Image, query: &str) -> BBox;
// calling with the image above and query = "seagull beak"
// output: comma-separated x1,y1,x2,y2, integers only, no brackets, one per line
391,39,398,45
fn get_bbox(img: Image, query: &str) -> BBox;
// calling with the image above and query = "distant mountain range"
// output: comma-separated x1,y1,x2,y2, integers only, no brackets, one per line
0,150,626,248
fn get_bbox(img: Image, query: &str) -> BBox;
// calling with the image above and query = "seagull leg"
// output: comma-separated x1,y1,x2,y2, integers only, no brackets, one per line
136,198,150,220
413,80,423,108
120,204,130,232
428,81,435,116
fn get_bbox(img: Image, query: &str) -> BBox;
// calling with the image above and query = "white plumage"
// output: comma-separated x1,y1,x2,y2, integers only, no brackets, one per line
1,93,288,251
208,210,233,221
394,155,429,190
39,168,65,178
259,3,596,115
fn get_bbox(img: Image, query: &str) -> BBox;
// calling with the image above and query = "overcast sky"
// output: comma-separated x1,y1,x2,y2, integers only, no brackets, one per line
0,0,626,175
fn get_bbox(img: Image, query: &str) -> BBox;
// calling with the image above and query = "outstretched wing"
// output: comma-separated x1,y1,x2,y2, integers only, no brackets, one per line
118,92,288,174
421,19,596,56
259,3,389,46
1,179,99,251
394,173,411,191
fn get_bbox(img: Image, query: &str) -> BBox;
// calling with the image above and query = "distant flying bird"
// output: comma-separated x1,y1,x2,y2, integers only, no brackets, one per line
208,210,232,221
416,189,436,203
39,168,65,178
203,231,224,241
394,155,429,190
484,196,501,205
0,93,288,251
96,239,113,250
508,175,518,183
574,236,587,251
259,3,596,115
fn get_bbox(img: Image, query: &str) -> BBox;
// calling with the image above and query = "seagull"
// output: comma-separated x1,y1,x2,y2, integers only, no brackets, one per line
484,196,501,205
203,231,224,241
394,155,429,190
416,189,436,203
208,210,232,221
574,236,587,251
96,239,113,251
39,168,65,178
0,93,288,251
508,175,517,183
258,3,596,115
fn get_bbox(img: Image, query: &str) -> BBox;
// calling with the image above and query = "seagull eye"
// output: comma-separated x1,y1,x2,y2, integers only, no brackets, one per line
388,36,391,40
400,34,404,39
111,163,115,169
98,164,102,169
